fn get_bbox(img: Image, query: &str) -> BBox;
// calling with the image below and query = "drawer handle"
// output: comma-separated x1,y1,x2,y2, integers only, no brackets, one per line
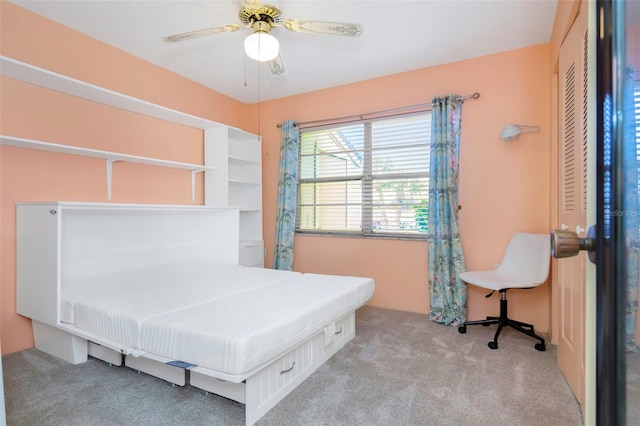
334,327,343,335
280,362,295,375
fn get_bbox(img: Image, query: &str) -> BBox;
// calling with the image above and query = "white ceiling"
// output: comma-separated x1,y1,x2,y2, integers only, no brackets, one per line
11,0,558,104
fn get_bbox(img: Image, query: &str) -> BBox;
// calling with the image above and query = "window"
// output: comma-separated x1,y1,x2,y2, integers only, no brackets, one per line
297,113,431,238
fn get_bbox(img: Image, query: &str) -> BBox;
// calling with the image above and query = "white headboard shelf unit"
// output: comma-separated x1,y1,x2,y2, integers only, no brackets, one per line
16,202,240,328
1,55,264,267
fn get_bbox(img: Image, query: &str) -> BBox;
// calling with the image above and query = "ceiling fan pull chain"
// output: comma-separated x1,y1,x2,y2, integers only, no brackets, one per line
243,53,248,87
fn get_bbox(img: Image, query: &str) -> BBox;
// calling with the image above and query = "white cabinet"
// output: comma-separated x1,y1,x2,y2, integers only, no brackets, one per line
205,127,264,267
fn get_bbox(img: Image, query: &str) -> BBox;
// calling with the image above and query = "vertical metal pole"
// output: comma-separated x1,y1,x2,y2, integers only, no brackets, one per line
595,1,626,424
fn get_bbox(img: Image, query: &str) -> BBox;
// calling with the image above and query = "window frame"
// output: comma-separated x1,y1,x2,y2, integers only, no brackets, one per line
295,112,431,240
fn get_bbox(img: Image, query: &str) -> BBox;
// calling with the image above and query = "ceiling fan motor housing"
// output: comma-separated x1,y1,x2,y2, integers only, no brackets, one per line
239,4,284,28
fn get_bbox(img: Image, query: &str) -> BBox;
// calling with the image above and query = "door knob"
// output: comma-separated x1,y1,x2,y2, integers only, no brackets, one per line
551,225,596,264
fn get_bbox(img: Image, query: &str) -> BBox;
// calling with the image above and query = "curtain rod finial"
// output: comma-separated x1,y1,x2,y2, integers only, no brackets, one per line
277,122,298,128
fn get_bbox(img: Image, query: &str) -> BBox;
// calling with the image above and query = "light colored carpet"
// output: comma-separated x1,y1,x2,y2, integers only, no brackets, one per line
3,306,595,425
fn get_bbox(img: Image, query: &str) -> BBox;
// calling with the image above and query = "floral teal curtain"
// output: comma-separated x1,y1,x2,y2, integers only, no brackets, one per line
428,95,467,326
623,68,638,353
273,120,300,270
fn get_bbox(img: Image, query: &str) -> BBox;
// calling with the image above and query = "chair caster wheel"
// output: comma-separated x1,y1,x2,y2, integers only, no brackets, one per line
488,341,498,350
535,343,546,352
481,323,491,327
458,325,466,334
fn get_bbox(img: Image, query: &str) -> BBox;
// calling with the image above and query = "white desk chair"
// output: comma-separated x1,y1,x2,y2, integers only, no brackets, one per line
457,232,550,351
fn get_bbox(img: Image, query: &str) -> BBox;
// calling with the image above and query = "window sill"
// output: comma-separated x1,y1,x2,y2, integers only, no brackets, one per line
295,230,428,241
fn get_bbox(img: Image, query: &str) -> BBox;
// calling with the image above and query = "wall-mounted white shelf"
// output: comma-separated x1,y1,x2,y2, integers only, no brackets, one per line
228,178,261,185
0,56,226,130
0,135,215,202
228,155,260,165
0,135,214,171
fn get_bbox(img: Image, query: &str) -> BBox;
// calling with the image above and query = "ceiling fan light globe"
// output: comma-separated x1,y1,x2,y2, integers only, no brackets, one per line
244,31,279,62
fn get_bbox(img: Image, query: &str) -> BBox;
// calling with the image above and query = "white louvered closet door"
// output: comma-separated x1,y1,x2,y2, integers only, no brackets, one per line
557,8,588,408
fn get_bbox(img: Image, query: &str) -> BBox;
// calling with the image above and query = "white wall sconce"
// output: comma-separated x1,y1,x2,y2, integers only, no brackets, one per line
500,124,540,142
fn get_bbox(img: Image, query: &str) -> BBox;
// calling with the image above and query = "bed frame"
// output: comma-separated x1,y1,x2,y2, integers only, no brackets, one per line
16,202,358,425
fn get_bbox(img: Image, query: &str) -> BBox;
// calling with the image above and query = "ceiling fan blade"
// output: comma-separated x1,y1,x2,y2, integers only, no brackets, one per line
267,53,287,77
240,0,262,8
283,19,362,37
163,24,240,43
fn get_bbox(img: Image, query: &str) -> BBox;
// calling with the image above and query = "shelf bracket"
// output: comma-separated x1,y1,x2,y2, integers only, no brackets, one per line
106,158,122,200
191,169,205,203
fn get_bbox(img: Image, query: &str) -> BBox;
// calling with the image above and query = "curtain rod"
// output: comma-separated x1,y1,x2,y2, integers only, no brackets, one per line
276,92,480,129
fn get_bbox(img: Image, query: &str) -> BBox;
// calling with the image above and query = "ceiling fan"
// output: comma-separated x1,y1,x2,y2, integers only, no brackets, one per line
163,0,363,77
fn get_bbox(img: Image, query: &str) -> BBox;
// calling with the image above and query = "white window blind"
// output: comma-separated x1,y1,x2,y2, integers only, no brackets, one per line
297,112,431,238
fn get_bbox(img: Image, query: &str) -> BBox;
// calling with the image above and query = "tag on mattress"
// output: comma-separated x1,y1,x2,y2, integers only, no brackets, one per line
166,360,197,369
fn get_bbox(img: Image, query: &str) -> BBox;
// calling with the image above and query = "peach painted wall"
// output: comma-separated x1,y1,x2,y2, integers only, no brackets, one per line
257,45,552,329
0,2,246,128
0,2,249,355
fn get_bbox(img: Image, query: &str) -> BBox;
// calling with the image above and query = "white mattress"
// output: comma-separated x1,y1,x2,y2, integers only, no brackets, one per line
141,273,374,376
61,260,301,349
61,261,374,377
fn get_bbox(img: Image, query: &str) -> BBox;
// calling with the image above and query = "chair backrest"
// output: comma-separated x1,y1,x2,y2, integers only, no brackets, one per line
496,232,551,284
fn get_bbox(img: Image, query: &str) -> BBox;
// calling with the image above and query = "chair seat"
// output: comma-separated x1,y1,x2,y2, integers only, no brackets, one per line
459,270,540,291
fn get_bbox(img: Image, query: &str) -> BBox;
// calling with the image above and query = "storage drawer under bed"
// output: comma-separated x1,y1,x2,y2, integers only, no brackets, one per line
191,330,323,425
322,312,356,358
190,331,320,405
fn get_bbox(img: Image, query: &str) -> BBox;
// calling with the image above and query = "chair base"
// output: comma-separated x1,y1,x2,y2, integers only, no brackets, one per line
458,290,546,351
